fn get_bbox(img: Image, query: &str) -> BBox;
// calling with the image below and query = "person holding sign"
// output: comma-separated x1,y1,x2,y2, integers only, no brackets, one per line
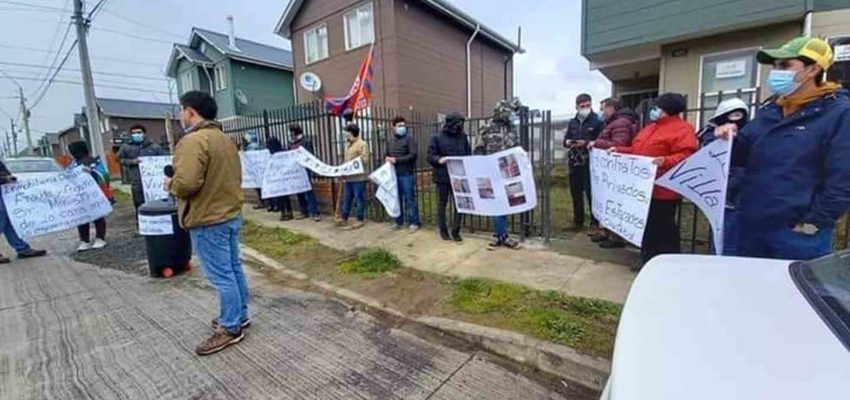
715,37,850,260
611,93,697,266
117,125,168,212
69,141,115,252
386,117,419,231
265,136,294,220
288,125,321,222
337,124,371,230
564,94,603,232
167,91,249,356
0,160,47,264
428,112,471,242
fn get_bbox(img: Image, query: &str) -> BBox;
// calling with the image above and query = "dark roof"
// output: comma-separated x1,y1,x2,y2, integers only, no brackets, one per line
174,44,212,64
275,0,521,53
193,28,293,69
96,98,178,120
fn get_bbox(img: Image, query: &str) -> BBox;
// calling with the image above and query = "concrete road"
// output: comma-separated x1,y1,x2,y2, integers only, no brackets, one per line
0,231,587,400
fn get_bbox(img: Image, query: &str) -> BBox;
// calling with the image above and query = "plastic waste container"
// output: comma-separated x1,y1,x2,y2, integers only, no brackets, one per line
138,198,192,278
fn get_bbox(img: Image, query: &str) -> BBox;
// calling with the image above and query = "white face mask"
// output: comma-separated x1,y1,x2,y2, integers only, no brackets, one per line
577,109,591,119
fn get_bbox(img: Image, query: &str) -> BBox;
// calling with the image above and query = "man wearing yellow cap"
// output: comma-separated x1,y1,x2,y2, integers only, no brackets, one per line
715,36,850,260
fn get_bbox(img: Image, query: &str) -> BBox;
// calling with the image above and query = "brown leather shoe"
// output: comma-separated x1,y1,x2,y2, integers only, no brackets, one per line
195,329,244,356
0,255,10,264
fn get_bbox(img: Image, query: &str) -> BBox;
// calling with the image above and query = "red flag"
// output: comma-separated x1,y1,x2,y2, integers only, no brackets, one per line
326,45,374,117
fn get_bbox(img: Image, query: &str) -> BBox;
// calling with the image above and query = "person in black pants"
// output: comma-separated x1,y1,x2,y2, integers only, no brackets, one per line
564,93,603,231
266,137,293,221
428,112,471,242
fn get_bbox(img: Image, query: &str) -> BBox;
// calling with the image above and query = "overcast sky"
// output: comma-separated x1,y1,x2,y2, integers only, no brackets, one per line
0,0,610,150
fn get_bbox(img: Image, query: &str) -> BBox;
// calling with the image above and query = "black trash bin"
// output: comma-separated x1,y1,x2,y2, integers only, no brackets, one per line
138,198,192,278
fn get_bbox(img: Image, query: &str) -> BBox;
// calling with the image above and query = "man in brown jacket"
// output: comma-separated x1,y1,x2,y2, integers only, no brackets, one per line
167,91,248,356
337,124,371,229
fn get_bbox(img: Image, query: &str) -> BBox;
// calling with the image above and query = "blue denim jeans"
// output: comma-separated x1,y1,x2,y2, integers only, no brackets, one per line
737,225,833,261
342,181,367,221
297,190,319,217
722,208,739,256
189,216,249,333
0,196,31,254
494,216,508,240
395,174,420,227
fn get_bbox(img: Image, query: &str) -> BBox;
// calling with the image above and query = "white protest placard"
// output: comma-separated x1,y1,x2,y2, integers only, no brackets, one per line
657,139,732,255
240,150,271,189
369,162,400,218
590,150,658,247
293,147,364,177
261,150,312,198
139,156,173,202
446,147,537,216
1,169,113,238
138,214,174,236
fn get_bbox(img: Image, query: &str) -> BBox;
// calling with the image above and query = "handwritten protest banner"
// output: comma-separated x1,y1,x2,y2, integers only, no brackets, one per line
293,147,364,177
1,169,113,238
240,150,271,189
657,139,732,255
369,162,400,218
139,156,173,202
261,151,312,198
446,147,537,216
590,150,658,247
138,214,174,236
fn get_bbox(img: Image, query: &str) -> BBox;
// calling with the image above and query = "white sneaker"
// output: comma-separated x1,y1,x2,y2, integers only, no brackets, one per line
77,242,93,252
409,225,420,232
92,239,107,249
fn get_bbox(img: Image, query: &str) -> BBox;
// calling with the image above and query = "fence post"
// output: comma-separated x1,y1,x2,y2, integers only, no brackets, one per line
262,110,271,144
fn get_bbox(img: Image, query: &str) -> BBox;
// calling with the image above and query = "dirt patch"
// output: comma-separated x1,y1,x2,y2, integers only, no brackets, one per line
72,193,148,276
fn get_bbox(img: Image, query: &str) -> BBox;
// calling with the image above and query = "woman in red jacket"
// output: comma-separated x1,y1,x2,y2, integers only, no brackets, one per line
611,93,698,267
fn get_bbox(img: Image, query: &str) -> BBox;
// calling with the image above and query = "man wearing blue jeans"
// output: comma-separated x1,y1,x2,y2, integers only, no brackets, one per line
337,124,370,230
386,117,420,230
168,91,249,356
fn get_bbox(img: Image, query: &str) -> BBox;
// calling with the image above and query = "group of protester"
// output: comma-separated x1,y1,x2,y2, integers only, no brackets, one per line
564,36,850,266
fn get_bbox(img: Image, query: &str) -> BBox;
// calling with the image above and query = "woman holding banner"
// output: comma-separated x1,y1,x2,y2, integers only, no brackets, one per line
69,141,115,252
611,93,697,268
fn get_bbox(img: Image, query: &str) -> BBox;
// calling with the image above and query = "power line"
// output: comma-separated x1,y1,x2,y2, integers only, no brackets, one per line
91,26,175,44
0,61,167,81
0,44,165,67
3,70,169,90
0,0,69,12
87,0,109,20
0,76,172,95
0,67,23,88
29,39,78,110
100,8,184,40
31,22,74,99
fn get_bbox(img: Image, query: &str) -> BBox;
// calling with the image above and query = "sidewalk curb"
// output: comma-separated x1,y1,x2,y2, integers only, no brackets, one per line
241,246,611,391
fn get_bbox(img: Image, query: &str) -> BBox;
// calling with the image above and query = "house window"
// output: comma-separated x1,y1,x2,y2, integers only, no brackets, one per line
344,2,374,51
699,48,760,126
214,64,227,91
304,24,328,64
180,70,194,93
199,42,207,54
829,36,850,88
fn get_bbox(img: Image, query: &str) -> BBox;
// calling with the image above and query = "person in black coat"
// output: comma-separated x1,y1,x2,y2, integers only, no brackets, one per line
266,136,294,220
288,124,321,221
386,116,419,230
427,112,471,241
563,93,603,231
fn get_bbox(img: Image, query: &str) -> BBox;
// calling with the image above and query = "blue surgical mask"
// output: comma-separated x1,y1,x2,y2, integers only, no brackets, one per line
767,69,800,96
649,107,662,122
131,133,144,143
395,126,407,136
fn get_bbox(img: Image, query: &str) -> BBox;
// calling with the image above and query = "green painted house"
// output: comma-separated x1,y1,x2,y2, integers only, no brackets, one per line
166,23,295,119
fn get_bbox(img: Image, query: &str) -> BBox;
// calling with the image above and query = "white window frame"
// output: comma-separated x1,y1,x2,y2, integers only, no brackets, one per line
697,47,762,125
343,2,374,51
180,70,194,93
214,64,227,91
303,23,329,65
827,35,850,83
199,42,207,54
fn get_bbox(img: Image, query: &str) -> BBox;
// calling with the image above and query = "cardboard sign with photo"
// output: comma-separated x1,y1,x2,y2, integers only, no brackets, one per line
445,147,537,216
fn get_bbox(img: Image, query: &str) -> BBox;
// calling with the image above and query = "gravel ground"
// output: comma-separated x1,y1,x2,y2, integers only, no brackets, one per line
72,198,149,276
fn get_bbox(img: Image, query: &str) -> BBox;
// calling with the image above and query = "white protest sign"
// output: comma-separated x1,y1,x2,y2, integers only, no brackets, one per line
657,139,732,255
261,150,312,198
139,156,173,202
1,169,113,238
240,150,271,189
446,147,537,216
138,214,174,236
369,162,400,218
293,147,364,177
590,150,658,247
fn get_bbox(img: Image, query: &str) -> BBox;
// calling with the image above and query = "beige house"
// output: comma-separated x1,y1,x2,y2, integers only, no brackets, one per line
582,1,850,120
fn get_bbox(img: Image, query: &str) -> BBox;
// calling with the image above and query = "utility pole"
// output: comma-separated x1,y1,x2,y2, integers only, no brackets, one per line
73,0,104,158
3,130,9,158
18,87,33,155
9,119,18,156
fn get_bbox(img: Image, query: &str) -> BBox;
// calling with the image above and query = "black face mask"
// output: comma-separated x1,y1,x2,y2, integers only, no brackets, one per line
713,116,746,129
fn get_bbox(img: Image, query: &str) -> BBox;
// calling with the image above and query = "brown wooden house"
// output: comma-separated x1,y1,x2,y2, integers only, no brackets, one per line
275,0,522,117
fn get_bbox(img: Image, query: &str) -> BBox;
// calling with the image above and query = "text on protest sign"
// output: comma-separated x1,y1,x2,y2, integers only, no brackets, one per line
261,151,312,199
446,147,537,216
138,214,175,236
1,169,113,238
139,156,173,202
657,139,732,255
293,147,364,177
369,162,400,218
590,150,658,247
240,150,271,189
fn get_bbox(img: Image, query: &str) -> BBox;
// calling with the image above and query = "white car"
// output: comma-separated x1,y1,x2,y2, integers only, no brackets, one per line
602,252,850,400
5,157,63,178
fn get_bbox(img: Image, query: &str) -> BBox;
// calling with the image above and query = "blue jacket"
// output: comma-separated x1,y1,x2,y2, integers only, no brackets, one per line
734,89,850,231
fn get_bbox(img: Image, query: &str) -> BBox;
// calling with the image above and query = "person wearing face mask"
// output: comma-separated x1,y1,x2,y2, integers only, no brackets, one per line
166,91,248,356
117,124,168,212
715,37,850,260
288,124,321,222
337,124,371,230
563,93,603,232
386,117,420,231
610,93,698,268
428,112,471,242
